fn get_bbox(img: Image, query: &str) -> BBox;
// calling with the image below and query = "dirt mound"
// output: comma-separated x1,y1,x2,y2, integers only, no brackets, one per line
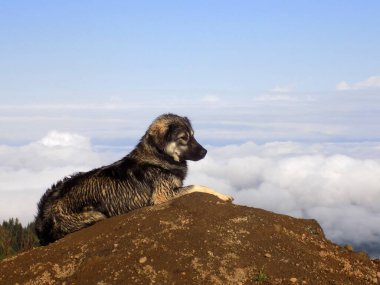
1,193,379,284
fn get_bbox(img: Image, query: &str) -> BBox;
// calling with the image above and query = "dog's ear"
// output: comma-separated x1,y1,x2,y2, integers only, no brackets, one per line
148,121,167,137
148,121,168,149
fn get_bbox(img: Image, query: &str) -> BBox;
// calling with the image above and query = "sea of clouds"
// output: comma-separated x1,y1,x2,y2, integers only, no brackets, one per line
1,131,379,257
186,141,380,257
1,88,380,256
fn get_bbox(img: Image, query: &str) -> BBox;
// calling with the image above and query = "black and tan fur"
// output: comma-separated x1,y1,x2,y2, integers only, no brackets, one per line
35,113,232,245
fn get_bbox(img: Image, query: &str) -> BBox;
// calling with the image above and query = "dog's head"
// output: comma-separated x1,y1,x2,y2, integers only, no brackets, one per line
147,114,207,162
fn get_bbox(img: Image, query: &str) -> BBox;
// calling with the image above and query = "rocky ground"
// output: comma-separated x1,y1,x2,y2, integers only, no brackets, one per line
1,193,379,284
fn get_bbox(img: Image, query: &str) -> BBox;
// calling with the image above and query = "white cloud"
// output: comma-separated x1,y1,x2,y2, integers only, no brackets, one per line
2,89,380,145
255,85,299,102
40,131,91,148
186,141,380,256
335,81,351,91
1,134,380,256
336,75,380,90
0,132,103,171
256,94,296,102
270,85,294,93
0,131,118,223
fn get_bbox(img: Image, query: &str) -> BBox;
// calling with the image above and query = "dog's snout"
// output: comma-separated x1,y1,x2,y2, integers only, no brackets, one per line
183,137,208,161
189,140,207,161
199,146,207,158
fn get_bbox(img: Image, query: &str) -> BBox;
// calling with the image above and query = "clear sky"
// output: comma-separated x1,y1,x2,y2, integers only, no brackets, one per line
1,1,380,103
1,1,380,257
1,1,380,145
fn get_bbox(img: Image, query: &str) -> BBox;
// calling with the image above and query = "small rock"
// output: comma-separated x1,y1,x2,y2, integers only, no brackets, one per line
344,245,353,251
264,253,271,258
274,224,282,232
290,277,297,283
112,244,119,253
377,272,380,278
372,277,378,284
139,256,147,264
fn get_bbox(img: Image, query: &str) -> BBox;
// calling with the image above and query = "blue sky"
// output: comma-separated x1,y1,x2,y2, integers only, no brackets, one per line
1,1,380,257
1,1,380,104
1,1,380,145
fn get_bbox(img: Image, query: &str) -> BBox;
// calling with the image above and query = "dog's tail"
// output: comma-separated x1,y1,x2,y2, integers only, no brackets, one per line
35,176,106,245
35,184,59,245
35,202,106,245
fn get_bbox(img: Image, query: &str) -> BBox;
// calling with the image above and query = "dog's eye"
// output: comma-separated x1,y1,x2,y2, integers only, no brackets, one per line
177,135,188,142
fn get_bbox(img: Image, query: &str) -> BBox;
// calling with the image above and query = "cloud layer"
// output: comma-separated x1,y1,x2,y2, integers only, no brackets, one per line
1,132,380,257
0,131,118,224
186,141,380,256
336,75,380,90
2,88,380,147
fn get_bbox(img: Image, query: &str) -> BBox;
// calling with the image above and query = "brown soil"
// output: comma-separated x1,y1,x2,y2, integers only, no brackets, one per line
1,193,379,285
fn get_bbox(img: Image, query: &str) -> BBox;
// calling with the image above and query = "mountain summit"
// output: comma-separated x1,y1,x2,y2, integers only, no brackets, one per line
1,193,379,284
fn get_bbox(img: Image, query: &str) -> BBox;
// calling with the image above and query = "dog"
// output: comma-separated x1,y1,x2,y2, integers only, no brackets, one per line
35,113,233,245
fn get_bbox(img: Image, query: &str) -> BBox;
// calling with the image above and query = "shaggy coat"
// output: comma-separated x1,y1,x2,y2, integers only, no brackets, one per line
35,114,232,245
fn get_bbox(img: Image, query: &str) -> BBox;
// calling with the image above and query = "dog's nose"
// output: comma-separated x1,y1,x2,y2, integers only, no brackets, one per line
199,147,207,158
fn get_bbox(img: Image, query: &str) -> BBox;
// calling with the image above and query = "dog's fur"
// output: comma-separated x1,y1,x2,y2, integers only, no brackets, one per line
35,113,232,245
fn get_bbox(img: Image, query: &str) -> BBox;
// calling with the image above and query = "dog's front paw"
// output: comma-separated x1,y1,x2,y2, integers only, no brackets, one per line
217,193,234,202
188,185,234,203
